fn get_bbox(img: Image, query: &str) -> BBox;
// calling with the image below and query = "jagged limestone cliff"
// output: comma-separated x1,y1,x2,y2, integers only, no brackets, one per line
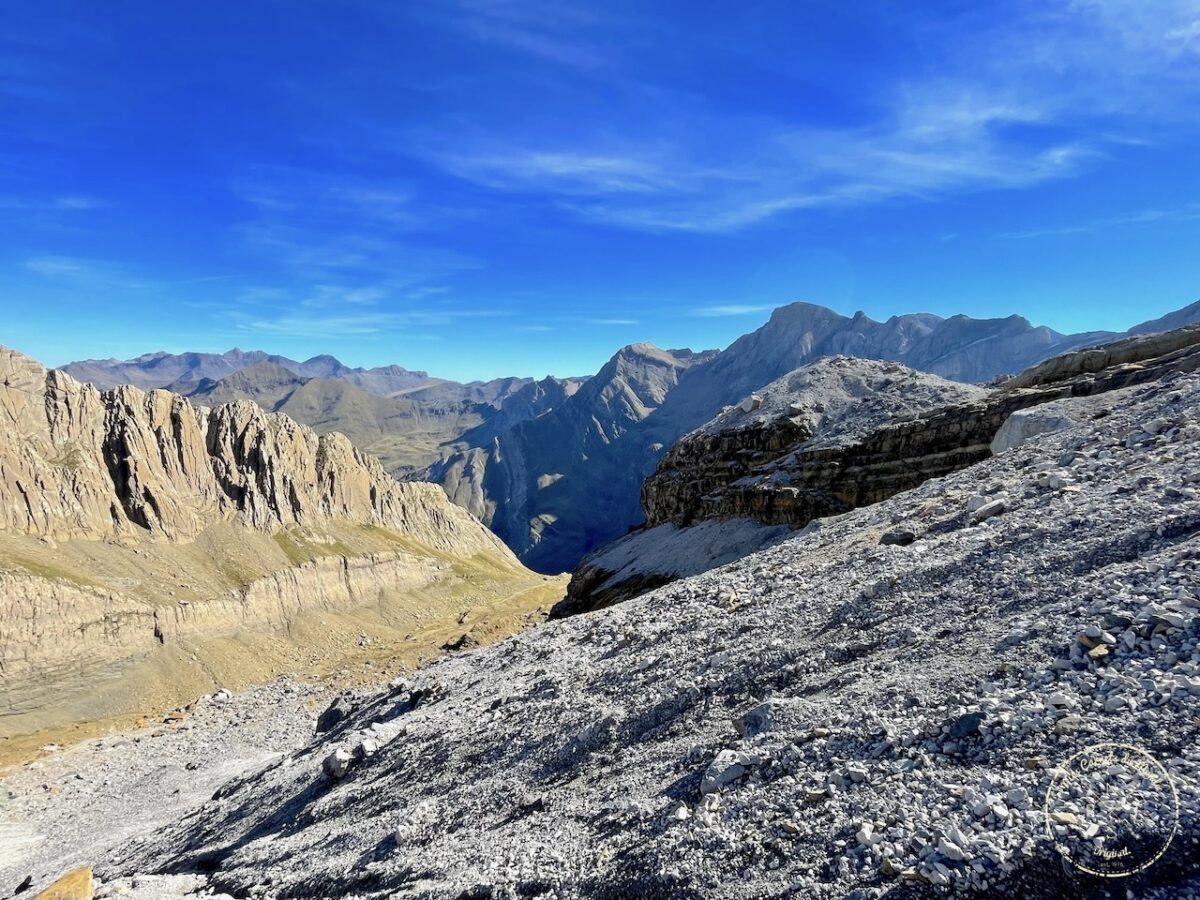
0,347,563,745
0,347,506,550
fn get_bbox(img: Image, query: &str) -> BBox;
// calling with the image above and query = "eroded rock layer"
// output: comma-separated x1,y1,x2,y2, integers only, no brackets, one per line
562,325,1200,616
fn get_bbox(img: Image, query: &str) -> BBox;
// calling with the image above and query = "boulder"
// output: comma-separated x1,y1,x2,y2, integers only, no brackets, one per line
739,394,764,413
880,528,917,547
316,694,356,734
323,747,353,779
991,407,1079,454
734,702,775,739
701,750,757,794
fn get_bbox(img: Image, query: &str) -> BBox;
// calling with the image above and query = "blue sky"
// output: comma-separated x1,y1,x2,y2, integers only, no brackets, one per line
2,0,1199,380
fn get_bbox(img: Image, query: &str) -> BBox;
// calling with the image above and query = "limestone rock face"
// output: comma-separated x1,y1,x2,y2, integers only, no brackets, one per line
0,346,510,557
641,357,988,530
562,324,1200,614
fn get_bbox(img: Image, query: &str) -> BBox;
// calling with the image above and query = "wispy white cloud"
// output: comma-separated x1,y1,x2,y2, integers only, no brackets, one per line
230,304,503,339
410,0,622,70
26,254,93,277
435,150,676,195
25,254,147,287
426,91,1097,233
691,304,775,317
1000,201,1200,239
228,165,481,317
410,0,1200,233
1167,18,1200,54
233,169,421,228
0,194,105,212
233,312,444,338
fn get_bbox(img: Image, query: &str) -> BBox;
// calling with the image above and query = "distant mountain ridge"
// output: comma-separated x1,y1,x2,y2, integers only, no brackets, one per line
60,298,1200,573
165,360,583,476
421,299,1200,572
62,348,441,397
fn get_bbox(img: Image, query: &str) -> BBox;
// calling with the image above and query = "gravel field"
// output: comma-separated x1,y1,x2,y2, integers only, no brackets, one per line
8,371,1200,899
0,681,328,899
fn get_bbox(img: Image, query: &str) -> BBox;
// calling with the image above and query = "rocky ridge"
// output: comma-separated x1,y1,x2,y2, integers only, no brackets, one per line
560,325,1200,615
94,363,1200,899
422,300,1200,574
0,346,506,550
642,356,990,529
0,346,562,746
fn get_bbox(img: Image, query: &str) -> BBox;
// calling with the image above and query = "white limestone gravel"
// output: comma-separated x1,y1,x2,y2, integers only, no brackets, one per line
12,372,1200,899
0,680,327,898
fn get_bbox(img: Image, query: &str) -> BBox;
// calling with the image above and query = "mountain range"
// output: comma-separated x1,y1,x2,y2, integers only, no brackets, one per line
61,349,440,396
8,302,1200,898
61,299,1200,572
62,352,585,476
420,299,1200,571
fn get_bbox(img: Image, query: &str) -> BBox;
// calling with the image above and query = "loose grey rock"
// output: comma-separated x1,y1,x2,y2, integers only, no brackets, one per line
322,748,353,779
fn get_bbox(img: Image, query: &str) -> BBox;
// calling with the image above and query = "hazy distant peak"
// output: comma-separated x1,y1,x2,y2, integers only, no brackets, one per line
61,348,439,397
225,360,306,384
1129,298,1200,336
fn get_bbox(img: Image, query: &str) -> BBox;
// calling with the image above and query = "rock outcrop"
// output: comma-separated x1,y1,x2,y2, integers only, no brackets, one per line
0,346,559,741
0,346,507,553
641,357,989,529
562,324,1200,614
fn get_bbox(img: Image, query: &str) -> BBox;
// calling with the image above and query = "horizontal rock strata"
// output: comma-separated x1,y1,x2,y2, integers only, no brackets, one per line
563,326,1200,616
